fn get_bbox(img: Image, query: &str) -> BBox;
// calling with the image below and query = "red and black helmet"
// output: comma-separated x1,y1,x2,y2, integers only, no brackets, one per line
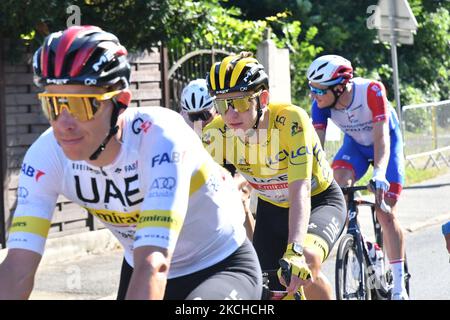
33,25,130,89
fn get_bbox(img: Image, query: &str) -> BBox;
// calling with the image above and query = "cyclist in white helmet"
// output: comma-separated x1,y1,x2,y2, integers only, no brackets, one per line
180,79,217,136
307,54,408,300
180,79,256,240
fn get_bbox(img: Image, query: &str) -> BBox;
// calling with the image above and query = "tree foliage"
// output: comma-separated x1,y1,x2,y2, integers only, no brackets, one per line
1,0,321,106
1,0,448,108
222,0,450,107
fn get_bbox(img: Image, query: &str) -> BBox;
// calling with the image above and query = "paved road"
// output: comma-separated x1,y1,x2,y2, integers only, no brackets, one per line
31,250,122,300
28,172,450,299
30,222,450,300
321,223,450,300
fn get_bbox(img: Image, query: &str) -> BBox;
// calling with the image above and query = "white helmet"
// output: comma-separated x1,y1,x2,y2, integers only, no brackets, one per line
307,55,353,86
180,79,215,112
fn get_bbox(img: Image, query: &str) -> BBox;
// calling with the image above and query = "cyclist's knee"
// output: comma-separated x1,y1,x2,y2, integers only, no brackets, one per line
333,169,354,186
384,196,399,208
376,208,401,228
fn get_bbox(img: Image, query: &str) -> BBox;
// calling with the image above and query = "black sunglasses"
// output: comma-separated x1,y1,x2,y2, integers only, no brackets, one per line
188,110,213,122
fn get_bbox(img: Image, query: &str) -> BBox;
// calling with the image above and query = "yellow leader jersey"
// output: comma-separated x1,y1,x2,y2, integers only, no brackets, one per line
202,103,333,208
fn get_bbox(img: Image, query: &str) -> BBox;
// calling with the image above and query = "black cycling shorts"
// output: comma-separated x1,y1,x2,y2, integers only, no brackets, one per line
116,238,262,300
252,179,346,290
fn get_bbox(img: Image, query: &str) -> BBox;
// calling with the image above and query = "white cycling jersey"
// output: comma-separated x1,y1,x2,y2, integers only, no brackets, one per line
312,77,397,146
7,107,246,278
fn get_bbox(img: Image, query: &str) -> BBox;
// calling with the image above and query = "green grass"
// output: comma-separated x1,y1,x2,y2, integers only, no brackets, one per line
355,166,449,189
404,166,449,186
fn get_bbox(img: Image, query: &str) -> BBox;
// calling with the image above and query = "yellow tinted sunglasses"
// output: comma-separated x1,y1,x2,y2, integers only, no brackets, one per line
38,90,121,122
214,91,261,115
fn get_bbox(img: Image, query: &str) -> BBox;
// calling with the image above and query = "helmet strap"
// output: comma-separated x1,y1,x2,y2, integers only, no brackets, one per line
325,84,346,109
252,96,263,130
243,97,263,138
89,99,126,161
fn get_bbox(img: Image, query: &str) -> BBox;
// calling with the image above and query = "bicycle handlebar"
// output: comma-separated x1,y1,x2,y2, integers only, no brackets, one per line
263,264,304,300
340,185,369,194
340,183,392,214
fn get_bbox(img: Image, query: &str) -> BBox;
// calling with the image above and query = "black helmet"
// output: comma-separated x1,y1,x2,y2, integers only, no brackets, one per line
207,52,269,95
33,25,130,89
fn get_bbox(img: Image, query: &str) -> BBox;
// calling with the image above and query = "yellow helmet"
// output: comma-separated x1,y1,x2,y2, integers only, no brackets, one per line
207,52,269,95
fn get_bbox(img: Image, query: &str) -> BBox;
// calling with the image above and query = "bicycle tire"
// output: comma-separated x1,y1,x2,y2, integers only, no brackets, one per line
404,256,411,295
335,234,372,300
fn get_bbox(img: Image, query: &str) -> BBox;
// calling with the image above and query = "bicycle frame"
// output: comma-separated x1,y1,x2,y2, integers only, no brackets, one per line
341,185,390,298
344,189,370,299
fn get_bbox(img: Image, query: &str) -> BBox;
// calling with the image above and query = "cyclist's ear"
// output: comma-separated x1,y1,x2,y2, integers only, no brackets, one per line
332,84,345,94
117,89,132,108
260,90,269,107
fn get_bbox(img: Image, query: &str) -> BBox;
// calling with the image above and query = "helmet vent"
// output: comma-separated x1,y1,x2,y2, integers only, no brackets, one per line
317,61,329,71
183,99,190,110
190,92,196,109
312,74,324,81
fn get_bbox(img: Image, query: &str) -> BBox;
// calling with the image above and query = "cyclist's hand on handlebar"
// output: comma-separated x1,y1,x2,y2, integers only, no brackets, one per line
369,169,390,206
370,169,390,192
368,181,392,214
277,249,312,295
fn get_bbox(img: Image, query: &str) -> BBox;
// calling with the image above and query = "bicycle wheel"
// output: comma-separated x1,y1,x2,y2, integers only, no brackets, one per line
335,234,372,300
404,256,411,296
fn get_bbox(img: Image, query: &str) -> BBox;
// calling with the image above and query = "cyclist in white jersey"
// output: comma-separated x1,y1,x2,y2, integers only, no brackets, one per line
307,55,408,300
0,26,261,300
180,78,217,135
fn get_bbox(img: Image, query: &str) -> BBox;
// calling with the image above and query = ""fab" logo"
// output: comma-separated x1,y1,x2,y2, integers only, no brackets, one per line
21,163,46,182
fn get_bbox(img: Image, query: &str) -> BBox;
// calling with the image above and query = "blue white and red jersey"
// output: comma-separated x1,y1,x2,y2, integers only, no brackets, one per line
311,77,405,199
312,77,398,147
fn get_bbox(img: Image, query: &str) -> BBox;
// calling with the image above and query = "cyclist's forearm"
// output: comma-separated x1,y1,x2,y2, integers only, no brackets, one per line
0,249,41,299
373,122,390,171
244,208,255,242
0,263,34,299
316,129,326,149
126,248,170,300
126,268,167,300
288,179,311,245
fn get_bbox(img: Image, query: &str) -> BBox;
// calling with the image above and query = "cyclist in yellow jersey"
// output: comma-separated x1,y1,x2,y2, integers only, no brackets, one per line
180,79,256,240
203,52,346,299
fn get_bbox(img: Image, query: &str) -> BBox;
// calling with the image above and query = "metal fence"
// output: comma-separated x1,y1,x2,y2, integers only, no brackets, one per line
321,100,450,170
402,100,450,169
168,45,233,111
